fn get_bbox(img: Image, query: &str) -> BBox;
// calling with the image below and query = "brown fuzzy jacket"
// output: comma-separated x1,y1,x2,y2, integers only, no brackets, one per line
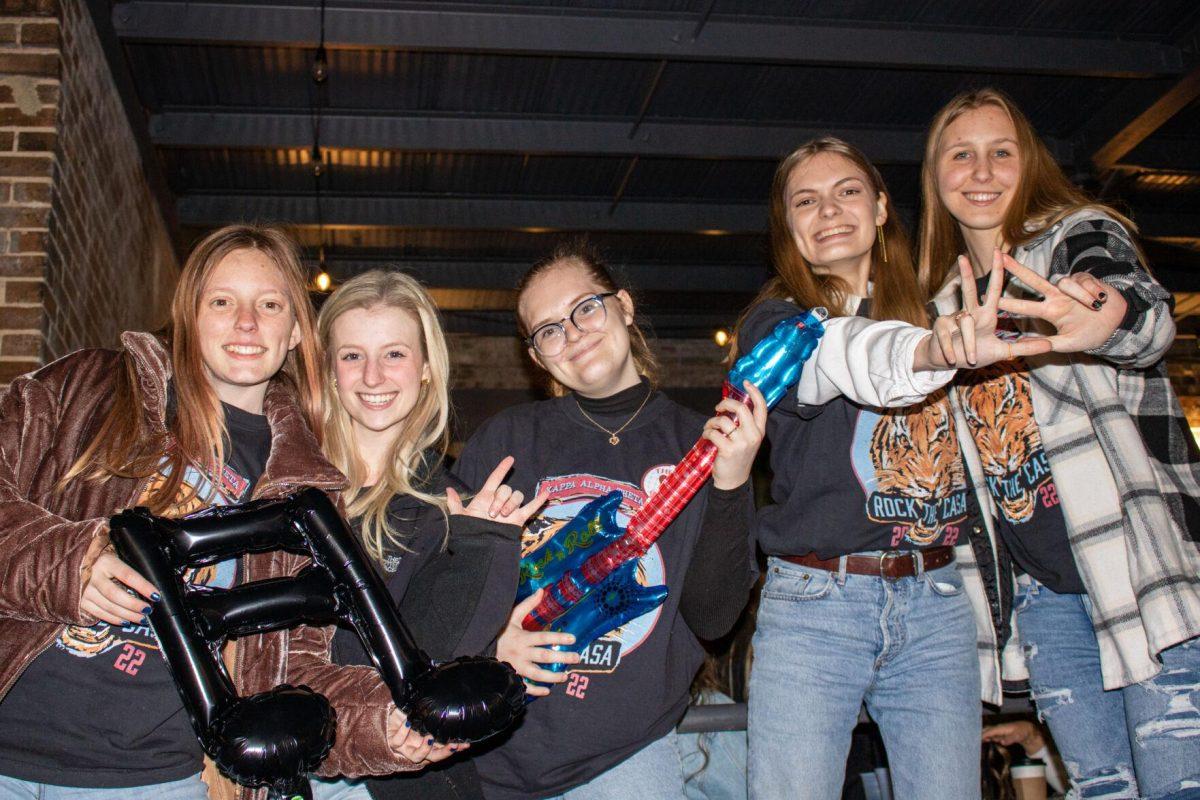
0,332,419,796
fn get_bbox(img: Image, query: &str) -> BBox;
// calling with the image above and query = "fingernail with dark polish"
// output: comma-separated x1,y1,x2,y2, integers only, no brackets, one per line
404,720,410,728
150,593,161,602
427,738,434,745
142,606,152,615
1091,300,1103,310
1098,291,1107,300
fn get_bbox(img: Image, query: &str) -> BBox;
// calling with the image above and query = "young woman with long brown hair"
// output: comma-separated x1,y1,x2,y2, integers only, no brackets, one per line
739,137,1044,799
0,226,443,799
920,87,1200,799
452,241,768,800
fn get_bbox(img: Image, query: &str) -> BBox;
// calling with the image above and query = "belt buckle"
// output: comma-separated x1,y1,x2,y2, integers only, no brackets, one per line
878,552,905,581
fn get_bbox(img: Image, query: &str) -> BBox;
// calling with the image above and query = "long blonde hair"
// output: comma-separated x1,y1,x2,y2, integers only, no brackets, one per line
318,270,451,563
63,225,322,515
517,240,659,397
918,87,1137,294
733,137,927,359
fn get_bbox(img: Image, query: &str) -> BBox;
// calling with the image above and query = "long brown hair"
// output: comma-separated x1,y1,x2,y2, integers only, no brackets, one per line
517,240,659,397
318,270,451,562
743,137,927,337
918,87,1136,294
63,224,323,515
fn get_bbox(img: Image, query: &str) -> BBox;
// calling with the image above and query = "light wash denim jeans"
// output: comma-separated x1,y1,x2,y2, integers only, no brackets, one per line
542,730,689,800
747,555,981,800
0,773,207,799
1016,577,1200,800
677,692,747,800
310,776,372,800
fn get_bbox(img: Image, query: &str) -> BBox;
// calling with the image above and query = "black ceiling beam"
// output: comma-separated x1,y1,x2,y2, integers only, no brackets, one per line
150,111,937,163
111,2,1185,77
178,194,772,233
1132,209,1200,239
317,257,769,293
1092,65,1200,170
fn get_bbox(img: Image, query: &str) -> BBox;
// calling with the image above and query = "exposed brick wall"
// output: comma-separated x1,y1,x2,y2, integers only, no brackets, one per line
0,0,176,387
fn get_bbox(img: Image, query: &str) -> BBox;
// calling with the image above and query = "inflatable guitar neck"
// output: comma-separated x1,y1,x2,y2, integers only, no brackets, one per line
515,308,827,653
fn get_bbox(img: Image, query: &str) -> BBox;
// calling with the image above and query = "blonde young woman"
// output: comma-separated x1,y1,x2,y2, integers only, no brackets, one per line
920,88,1200,799
0,225,420,799
738,137,1049,800
310,270,542,800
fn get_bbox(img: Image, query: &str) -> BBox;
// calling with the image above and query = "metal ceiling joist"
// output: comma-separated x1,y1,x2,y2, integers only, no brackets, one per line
111,2,1185,77
1093,65,1200,170
1133,209,1200,239
178,194,769,233
317,258,768,293
150,111,931,162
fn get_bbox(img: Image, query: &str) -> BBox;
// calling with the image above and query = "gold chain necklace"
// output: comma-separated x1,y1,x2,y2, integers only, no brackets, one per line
574,387,653,446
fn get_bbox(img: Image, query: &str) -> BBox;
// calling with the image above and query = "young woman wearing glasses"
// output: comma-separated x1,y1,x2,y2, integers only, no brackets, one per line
451,241,766,800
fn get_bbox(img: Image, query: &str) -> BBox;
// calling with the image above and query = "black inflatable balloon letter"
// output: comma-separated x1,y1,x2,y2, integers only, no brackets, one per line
109,488,524,800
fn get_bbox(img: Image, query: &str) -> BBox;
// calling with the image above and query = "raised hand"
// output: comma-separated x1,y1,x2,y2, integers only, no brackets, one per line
923,249,1053,370
704,380,768,491
997,253,1127,354
496,589,580,697
446,455,549,529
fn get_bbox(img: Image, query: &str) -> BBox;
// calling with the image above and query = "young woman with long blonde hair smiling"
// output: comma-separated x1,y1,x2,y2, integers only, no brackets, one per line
738,137,1046,799
309,270,542,800
920,87,1200,799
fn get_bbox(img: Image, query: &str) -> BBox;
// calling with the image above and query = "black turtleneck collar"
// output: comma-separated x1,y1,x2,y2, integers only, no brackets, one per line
574,376,653,417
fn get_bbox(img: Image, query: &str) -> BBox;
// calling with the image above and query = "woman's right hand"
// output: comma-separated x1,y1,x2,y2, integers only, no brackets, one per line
496,589,581,697
80,546,158,626
446,455,549,529
922,249,1052,370
385,706,465,764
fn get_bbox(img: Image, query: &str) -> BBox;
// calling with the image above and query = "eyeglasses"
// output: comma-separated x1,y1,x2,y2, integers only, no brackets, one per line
524,292,618,357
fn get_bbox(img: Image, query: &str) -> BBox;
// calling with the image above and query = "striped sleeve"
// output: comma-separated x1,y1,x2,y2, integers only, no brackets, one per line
1051,218,1175,368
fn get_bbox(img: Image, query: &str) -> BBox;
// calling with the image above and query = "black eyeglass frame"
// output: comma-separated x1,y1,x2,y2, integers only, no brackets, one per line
523,291,619,355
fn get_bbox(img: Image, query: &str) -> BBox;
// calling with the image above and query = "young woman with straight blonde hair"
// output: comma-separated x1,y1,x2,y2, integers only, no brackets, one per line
739,136,1044,799
920,87,1200,799
309,270,541,800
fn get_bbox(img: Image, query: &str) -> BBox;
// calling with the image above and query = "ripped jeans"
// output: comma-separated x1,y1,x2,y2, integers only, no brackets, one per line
1016,577,1200,800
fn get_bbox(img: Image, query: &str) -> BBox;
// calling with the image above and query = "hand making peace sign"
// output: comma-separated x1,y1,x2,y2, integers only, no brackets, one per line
923,249,1054,370
996,253,1127,355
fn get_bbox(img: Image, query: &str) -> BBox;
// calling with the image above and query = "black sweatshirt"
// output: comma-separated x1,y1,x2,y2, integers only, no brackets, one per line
0,403,270,788
453,381,754,800
329,463,521,800
740,300,974,558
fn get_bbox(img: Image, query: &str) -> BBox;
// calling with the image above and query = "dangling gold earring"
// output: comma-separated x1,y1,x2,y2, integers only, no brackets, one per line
877,224,888,263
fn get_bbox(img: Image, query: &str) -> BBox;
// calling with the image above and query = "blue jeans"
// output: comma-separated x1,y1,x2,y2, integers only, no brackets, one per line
0,773,207,799
1016,578,1200,800
677,692,747,800
310,776,372,800
748,556,981,800
543,731,689,800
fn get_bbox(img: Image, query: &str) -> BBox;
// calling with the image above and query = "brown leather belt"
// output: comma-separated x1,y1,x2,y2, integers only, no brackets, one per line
779,545,955,581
